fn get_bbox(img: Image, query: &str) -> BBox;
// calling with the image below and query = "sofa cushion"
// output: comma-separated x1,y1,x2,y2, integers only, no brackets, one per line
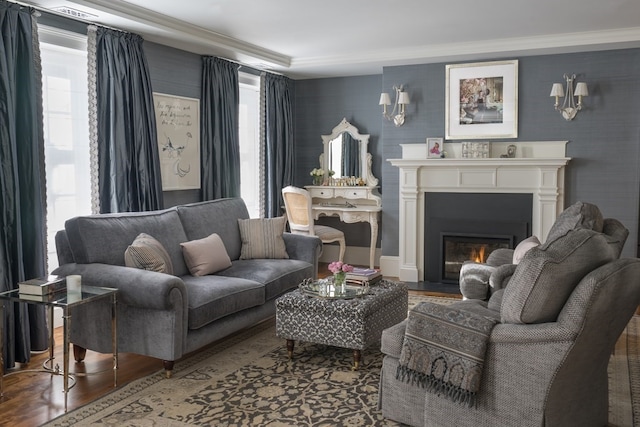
512,235,540,264
238,216,289,260
64,208,190,276
181,233,232,276
176,198,249,261
501,228,618,324
124,233,174,274
181,275,265,330
219,259,311,300
543,201,603,247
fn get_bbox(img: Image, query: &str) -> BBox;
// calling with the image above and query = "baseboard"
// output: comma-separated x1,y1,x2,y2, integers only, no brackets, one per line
379,255,399,277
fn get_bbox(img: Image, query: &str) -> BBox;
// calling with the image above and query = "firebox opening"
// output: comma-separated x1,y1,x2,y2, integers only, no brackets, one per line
440,233,514,284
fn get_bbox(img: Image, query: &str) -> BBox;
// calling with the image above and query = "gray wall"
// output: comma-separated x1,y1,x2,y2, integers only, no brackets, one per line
295,49,640,258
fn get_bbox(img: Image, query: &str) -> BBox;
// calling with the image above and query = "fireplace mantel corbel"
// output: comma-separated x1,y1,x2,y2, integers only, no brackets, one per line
386,141,570,282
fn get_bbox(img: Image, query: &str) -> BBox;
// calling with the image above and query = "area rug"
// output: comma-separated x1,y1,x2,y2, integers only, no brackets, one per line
45,296,638,427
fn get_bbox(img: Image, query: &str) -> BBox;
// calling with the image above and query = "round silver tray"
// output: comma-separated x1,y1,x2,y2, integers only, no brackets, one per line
299,278,369,300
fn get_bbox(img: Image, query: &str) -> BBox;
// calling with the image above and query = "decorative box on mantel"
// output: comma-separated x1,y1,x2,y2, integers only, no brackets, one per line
386,141,571,282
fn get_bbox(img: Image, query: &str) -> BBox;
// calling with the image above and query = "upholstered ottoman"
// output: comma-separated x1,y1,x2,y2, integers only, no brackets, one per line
275,279,408,370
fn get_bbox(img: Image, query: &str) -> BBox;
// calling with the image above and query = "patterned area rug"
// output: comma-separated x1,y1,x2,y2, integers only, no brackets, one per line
45,296,638,426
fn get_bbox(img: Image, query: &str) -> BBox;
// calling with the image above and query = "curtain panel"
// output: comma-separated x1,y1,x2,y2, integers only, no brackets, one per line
0,0,48,369
200,56,240,200
263,73,294,218
90,26,163,213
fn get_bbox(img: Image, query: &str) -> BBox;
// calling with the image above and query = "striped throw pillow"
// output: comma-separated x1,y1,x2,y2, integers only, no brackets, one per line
124,233,174,275
237,216,289,260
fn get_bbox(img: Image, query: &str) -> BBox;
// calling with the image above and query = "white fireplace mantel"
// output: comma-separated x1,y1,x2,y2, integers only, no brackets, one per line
386,141,571,282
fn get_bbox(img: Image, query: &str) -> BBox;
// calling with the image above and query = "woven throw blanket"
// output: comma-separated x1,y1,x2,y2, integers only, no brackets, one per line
397,302,498,407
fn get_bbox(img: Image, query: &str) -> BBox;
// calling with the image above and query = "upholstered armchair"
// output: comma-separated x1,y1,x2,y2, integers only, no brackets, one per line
378,203,640,426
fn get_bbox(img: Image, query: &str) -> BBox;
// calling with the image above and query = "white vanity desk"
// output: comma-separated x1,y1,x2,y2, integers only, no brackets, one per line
307,118,382,269
306,185,381,269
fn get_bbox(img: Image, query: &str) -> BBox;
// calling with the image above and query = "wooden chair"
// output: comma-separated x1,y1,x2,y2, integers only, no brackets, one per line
282,185,345,262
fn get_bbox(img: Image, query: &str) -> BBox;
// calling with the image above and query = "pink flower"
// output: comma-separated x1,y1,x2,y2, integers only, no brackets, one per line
328,261,354,274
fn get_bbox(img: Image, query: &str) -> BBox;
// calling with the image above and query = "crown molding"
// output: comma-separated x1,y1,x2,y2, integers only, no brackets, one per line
65,0,291,67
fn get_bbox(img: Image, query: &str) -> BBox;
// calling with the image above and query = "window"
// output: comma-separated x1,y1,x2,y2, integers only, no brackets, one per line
39,26,91,270
238,72,261,218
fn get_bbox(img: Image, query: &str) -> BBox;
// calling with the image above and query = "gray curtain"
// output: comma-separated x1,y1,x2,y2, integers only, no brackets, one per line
0,1,48,369
264,73,294,218
341,132,360,177
201,56,240,200
93,27,163,213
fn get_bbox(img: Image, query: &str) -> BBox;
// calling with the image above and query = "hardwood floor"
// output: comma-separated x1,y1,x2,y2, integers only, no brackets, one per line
0,264,446,426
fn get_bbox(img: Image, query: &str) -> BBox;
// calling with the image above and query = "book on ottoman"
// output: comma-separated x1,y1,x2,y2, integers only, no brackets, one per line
346,268,382,285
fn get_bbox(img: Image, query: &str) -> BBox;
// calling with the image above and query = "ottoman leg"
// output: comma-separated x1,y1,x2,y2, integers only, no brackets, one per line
352,349,361,371
287,339,295,359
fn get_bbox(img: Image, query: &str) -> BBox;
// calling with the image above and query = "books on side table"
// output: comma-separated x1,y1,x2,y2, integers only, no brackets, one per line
18,275,67,300
345,268,382,285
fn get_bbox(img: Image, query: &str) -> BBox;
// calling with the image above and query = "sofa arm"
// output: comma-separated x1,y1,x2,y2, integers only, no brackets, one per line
52,263,187,311
488,263,517,292
485,248,514,266
283,233,322,275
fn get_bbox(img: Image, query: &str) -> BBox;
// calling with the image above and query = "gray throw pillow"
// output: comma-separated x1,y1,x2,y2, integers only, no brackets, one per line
501,228,617,324
542,201,604,247
238,216,289,260
124,233,174,275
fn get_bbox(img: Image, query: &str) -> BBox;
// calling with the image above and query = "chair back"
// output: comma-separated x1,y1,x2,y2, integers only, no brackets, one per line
282,186,314,235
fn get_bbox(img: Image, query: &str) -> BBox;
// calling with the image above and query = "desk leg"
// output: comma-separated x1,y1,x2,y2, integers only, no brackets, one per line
111,293,118,387
369,215,379,269
48,306,54,369
63,307,70,412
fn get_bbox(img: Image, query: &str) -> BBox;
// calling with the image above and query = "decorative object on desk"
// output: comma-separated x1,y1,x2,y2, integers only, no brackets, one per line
18,275,66,296
550,73,588,121
426,137,443,158
446,59,518,140
379,84,410,127
461,141,491,158
310,168,324,185
328,261,354,293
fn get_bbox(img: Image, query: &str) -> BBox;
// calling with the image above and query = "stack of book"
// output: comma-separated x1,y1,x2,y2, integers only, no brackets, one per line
345,267,382,285
18,275,67,301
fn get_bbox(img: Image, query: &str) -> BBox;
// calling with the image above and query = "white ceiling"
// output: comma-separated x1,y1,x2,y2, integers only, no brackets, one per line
24,0,640,79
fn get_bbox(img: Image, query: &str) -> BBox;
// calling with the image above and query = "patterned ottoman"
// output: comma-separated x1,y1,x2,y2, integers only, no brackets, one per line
275,279,408,370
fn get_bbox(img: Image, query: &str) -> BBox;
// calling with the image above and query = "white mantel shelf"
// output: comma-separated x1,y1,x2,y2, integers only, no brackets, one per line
386,141,571,282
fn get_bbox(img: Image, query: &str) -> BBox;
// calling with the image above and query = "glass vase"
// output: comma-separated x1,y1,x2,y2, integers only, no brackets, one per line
333,272,346,294
312,176,323,186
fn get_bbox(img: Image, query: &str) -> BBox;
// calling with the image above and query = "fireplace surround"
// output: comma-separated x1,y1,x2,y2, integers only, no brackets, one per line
387,141,570,282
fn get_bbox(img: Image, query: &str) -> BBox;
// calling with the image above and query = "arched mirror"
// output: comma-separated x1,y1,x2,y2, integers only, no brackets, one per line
319,118,378,186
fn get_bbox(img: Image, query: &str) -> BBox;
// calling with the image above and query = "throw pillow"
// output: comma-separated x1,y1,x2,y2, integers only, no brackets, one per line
512,235,540,264
180,233,232,276
237,216,289,260
501,228,618,324
124,233,174,275
542,201,604,247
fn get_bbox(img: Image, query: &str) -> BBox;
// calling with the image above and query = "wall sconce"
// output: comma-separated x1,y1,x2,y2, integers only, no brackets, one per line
550,74,588,121
379,85,410,126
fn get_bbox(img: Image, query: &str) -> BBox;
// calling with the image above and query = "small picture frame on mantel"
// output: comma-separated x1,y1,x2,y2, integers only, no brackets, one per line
461,141,491,158
427,137,443,158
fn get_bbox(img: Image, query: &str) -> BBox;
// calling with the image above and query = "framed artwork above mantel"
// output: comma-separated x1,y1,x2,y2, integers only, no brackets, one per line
445,59,518,140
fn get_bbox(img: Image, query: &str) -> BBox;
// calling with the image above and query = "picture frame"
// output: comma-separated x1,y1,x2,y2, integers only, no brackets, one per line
461,141,491,158
445,60,518,140
153,92,201,191
426,137,443,158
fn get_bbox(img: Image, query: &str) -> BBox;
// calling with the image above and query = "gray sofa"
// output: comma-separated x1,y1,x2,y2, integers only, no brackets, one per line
53,198,322,376
378,202,640,426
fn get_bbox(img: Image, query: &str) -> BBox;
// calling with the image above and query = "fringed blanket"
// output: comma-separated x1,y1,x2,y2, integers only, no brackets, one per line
397,302,498,407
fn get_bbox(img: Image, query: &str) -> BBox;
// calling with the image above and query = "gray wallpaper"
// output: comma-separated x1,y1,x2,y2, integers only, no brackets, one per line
295,49,640,258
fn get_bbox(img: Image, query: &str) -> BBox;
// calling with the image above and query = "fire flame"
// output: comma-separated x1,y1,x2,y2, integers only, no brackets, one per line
471,245,486,263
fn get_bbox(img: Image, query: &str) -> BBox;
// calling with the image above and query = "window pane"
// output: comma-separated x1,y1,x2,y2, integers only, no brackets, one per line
239,74,261,218
40,34,91,271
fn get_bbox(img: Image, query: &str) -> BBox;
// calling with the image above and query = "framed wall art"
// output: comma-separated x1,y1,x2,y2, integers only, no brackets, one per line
153,92,201,191
426,137,443,158
445,59,518,140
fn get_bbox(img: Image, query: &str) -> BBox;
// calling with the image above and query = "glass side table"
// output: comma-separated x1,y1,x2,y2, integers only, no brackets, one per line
0,285,118,412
